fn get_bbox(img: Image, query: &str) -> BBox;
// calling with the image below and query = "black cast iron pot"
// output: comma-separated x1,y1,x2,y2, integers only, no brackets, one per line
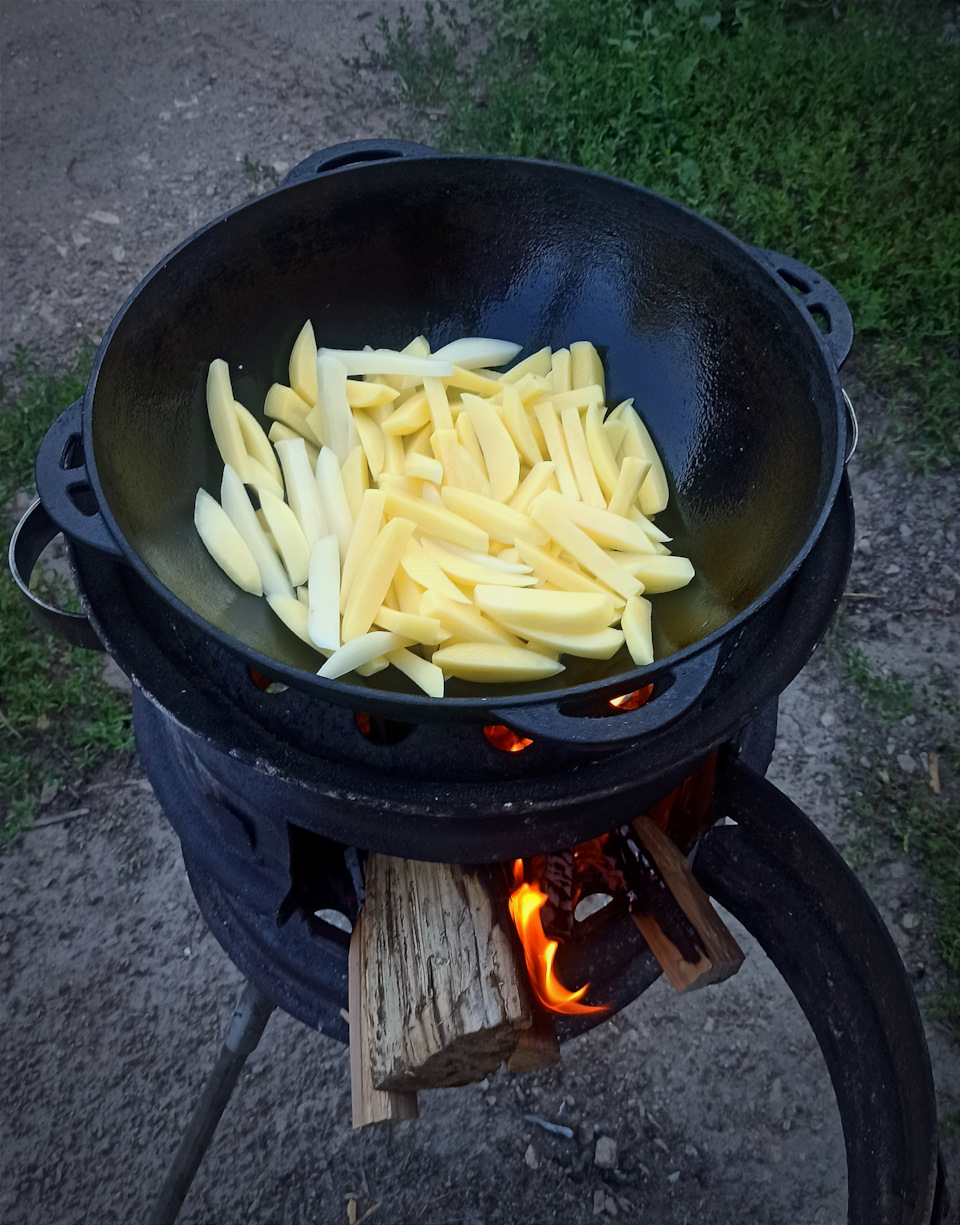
26,140,854,744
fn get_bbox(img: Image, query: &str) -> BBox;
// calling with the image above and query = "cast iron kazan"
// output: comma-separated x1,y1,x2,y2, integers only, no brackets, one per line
29,139,854,744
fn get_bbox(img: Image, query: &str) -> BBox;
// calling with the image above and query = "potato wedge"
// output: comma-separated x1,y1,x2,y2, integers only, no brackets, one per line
307,535,341,651
258,488,311,587
473,585,617,636
318,630,413,679
621,594,654,666
194,488,262,595
206,359,248,479
431,642,564,682
289,320,319,405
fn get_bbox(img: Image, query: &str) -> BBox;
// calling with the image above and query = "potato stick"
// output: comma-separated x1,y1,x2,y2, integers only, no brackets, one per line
267,594,317,646
194,488,262,595
265,382,312,424
560,404,605,508
353,408,385,480
268,421,319,469
220,464,294,599
315,446,355,563
533,403,580,499
430,429,489,496
513,538,608,595
316,347,453,378
206,360,248,479
340,445,369,521
419,590,524,647
445,365,503,397
583,402,620,500
382,581,399,611
394,566,424,616
455,411,487,476
289,320,319,405
422,376,453,431
615,401,669,514
244,457,285,501
462,394,520,502
381,429,405,475
620,554,694,593
318,630,412,679
233,401,283,485
550,348,572,393
622,594,654,666
274,437,327,548
533,490,655,553
341,517,416,641
514,373,554,405
307,535,341,651
354,656,390,676
385,646,445,698
419,538,538,587
524,627,624,660
312,354,360,462
297,585,310,606
377,473,422,497
509,462,558,514
570,341,605,395
474,585,616,636
433,338,522,369
501,384,544,466
381,389,431,435
400,541,471,604
383,489,489,552
259,488,311,587
344,379,400,409
627,505,672,543
404,452,444,484
544,384,603,414
606,455,651,519
603,414,628,457
405,423,436,458
340,488,387,613
421,482,443,505
440,486,549,547
432,642,564,682
499,346,552,384
374,606,445,645
434,541,533,574
528,498,642,599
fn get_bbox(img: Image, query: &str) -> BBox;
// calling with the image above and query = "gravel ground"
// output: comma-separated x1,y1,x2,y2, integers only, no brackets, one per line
1,4,957,1224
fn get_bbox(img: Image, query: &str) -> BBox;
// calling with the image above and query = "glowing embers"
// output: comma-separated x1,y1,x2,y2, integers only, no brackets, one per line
508,859,607,1016
483,725,533,753
608,683,654,712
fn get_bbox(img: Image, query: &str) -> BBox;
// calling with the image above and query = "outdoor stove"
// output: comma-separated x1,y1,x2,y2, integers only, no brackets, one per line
10,475,947,1224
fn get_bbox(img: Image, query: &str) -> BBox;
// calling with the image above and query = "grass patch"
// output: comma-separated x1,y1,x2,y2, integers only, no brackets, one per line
0,344,134,847
361,0,959,467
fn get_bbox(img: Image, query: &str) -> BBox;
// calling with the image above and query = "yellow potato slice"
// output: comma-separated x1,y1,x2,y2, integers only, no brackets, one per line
405,423,435,459
258,488,311,587
206,359,248,479
344,379,399,409
622,554,695,593
339,488,386,612
524,626,625,660
432,337,522,369
377,473,423,497
500,346,553,384
614,401,670,515
385,647,445,698
315,446,355,563
544,384,604,414
244,457,285,501
533,490,655,553
627,505,672,543
419,590,523,647
445,365,503,397
383,489,489,553
317,347,453,379
404,452,444,484
622,594,654,666
264,382,318,443
603,413,628,457
560,404,605,508
267,594,317,646
432,642,564,682
307,535,341,651
534,402,580,499
512,539,608,595
430,429,490,496
462,394,520,502
394,566,425,616
340,445,369,521
381,429,405,475
318,630,412,679
194,488,262,595
509,462,559,514
400,541,471,604
268,421,319,469
341,517,416,641
423,376,454,431
419,537,537,587
455,411,488,476
528,498,642,599
500,384,544,466
439,487,549,548
606,455,651,519
353,409,386,480
274,437,327,549
220,464,293,599
233,402,283,486
374,606,445,646
583,402,620,500
289,320,318,405
550,348,572,394
473,585,617,636
309,355,360,462
381,389,431,436
570,341,605,395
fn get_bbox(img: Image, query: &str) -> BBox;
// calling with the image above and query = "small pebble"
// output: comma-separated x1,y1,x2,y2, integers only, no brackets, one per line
901,911,921,932
595,1136,618,1169
820,710,836,727
897,753,917,775
702,1016,716,1034
593,1189,606,1215
684,1144,699,1157
667,1171,680,1184
524,1144,539,1170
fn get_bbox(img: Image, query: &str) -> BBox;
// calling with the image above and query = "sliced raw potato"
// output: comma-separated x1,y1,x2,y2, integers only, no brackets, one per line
267,594,316,646
513,539,608,595
400,540,471,604
316,347,453,378
622,594,654,666
394,566,425,616
235,401,283,485
381,429,405,475
378,473,422,497
340,445,369,520
289,320,319,405
268,421,320,469
220,464,293,599
501,384,544,466
207,360,248,479
528,497,641,599
419,590,523,647
405,422,435,458
374,606,445,646
315,446,355,562
435,541,533,574
615,401,670,515
381,389,432,436
509,462,558,514
308,355,360,462
404,452,444,484
524,626,624,660
264,382,318,443
318,630,412,679
534,402,579,499
607,455,652,519
297,585,310,606
550,348,572,394
445,365,503,397
583,402,620,500
386,647,445,698
603,413,628,456
344,379,400,409
570,341,605,395
473,585,617,636
462,394,520,501
383,489,489,553
423,376,454,431
432,642,564,683
244,457,285,500
500,346,552,383
353,408,386,480
419,537,537,587
340,517,416,642
560,404,605,507
432,337,522,369
258,488,311,586
307,535,341,651
627,505,672,543
431,429,490,496
440,487,549,548
455,411,487,475
194,488,262,595
623,554,694,593
546,384,604,414
532,490,655,552
274,437,327,549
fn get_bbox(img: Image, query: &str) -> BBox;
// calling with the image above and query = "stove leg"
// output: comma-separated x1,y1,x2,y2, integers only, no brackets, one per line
151,980,275,1225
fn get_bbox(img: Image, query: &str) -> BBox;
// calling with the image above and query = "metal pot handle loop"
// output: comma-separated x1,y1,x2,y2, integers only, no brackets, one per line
281,140,437,188
488,644,721,746
34,398,122,556
752,247,854,370
8,497,104,651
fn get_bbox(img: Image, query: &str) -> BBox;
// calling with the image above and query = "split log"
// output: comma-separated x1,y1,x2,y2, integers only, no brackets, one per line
348,908,418,1128
627,815,744,992
507,1010,561,1073
362,855,534,1092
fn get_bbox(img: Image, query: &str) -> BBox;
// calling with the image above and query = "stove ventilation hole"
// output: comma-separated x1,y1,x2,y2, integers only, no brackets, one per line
607,685,654,712
483,724,533,752
354,711,414,745
248,669,288,694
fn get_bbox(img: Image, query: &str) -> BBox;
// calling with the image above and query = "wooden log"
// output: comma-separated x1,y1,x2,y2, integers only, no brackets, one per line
507,1010,561,1074
629,815,744,993
362,854,533,1092
348,907,419,1128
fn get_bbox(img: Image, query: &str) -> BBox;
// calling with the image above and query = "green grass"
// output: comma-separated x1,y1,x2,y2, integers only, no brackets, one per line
362,0,959,467
0,344,134,846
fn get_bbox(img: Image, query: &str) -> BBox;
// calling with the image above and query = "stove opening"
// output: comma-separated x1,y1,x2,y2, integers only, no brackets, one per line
354,712,414,745
248,668,288,695
276,825,363,943
483,724,533,753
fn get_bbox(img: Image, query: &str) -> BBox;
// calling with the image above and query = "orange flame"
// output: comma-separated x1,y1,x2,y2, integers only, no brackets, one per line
508,861,607,1016
484,725,533,752
608,684,654,711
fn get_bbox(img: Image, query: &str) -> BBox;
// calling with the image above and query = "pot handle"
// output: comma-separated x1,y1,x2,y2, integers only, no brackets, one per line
34,398,122,556
281,140,437,187
487,643,721,746
8,497,104,651
752,247,854,370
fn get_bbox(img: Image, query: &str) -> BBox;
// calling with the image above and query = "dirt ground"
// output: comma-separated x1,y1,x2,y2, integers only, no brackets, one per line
1,3,957,1223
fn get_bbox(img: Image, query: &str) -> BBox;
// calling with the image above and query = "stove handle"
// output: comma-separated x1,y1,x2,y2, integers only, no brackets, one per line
7,497,104,651
488,643,721,745
34,397,122,556
752,247,854,370
281,140,437,187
